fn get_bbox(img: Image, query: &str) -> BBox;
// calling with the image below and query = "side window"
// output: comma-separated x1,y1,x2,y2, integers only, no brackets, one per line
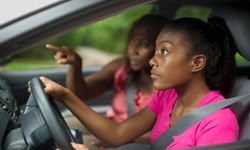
174,5,211,21
3,4,153,70
174,5,248,65
235,53,248,65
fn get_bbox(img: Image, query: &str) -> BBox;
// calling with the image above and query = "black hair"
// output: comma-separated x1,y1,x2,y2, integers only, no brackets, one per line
128,14,168,45
165,17,236,95
126,14,168,79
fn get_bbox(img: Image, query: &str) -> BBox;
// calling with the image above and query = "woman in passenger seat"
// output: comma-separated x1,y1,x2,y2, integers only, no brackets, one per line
39,17,239,150
46,14,168,148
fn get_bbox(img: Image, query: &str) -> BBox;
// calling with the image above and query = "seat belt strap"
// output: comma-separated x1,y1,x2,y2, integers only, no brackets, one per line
150,93,250,150
126,74,136,116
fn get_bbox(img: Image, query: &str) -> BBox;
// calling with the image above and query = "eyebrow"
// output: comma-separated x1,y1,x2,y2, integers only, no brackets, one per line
158,40,173,45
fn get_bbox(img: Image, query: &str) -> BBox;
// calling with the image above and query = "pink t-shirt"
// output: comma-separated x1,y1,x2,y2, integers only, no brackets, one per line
106,64,154,122
148,89,239,150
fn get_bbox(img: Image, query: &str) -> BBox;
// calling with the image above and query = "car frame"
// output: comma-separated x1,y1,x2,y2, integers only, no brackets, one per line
1,0,250,149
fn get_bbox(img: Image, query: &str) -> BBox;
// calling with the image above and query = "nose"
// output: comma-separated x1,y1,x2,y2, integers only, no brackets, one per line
149,54,159,67
128,44,139,56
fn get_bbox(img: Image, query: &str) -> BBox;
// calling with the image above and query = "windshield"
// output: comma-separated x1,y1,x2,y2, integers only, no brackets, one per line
0,0,62,26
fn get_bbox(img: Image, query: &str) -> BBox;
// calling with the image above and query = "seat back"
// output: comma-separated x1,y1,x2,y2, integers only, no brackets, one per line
210,3,250,140
226,76,250,140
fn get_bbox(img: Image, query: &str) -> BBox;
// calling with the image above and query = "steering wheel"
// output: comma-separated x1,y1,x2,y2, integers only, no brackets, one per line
29,77,75,149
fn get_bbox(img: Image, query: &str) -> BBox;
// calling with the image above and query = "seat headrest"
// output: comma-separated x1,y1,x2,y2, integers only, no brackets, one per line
209,3,250,60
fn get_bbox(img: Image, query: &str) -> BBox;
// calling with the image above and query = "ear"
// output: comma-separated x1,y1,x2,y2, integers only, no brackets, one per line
190,54,206,73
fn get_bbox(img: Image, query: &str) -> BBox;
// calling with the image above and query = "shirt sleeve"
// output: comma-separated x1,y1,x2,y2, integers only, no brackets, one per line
147,91,161,115
147,90,172,115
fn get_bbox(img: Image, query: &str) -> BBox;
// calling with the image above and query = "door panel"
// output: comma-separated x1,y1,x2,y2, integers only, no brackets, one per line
0,67,113,108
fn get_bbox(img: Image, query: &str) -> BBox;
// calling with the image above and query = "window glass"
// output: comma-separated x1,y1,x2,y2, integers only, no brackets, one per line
174,5,211,21
0,0,62,26
236,53,248,65
3,4,153,70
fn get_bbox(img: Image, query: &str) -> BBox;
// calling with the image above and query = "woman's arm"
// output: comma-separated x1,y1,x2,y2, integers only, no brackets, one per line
66,96,155,146
46,44,124,100
78,57,125,100
39,76,156,146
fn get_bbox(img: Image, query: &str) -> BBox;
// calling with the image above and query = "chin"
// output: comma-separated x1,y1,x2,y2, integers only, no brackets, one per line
130,65,141,71
153,82,172,91
153,84,163,90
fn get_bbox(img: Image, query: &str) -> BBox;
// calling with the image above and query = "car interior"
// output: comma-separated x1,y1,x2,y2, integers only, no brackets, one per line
191,3,250,149
1,0,250,150
214,3,250,141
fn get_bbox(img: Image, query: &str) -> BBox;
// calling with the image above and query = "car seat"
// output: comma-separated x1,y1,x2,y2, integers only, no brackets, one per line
209,3,250,140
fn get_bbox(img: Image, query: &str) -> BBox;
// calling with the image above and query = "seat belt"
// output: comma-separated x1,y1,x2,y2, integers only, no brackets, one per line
150,93,250,150
126,74,136,116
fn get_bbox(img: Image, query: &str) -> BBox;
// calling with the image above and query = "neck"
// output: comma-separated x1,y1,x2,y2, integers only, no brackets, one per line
175,76,210,108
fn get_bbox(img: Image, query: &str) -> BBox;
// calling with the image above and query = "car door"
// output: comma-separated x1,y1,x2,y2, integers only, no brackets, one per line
0,0,153,110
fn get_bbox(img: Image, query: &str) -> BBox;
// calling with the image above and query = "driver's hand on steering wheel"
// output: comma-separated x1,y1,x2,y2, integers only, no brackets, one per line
40,76,72,102
28,76,71,102
56,142,89,150
71,143,89,150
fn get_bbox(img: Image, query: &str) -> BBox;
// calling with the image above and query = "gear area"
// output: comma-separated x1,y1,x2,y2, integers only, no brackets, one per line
0,78,20,149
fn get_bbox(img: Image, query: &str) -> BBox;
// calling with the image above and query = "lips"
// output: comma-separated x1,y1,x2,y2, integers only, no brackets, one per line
150,69,160,79
129,57,141,67
130,60,138,65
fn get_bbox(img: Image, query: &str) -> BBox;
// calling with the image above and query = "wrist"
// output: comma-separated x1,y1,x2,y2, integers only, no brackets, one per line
69,62,82,72
72,55,82,68
61,88,73,103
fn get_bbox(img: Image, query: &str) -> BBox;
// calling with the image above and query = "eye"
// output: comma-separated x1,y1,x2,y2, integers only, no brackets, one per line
137,40,151,50
159,48,168,56
128,39,136,45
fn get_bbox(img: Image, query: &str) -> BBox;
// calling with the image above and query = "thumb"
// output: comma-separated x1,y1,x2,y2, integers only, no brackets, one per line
39,76,53,94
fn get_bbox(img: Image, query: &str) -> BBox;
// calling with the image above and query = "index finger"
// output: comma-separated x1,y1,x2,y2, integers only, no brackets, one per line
46,44,60,51
46,44,69,53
